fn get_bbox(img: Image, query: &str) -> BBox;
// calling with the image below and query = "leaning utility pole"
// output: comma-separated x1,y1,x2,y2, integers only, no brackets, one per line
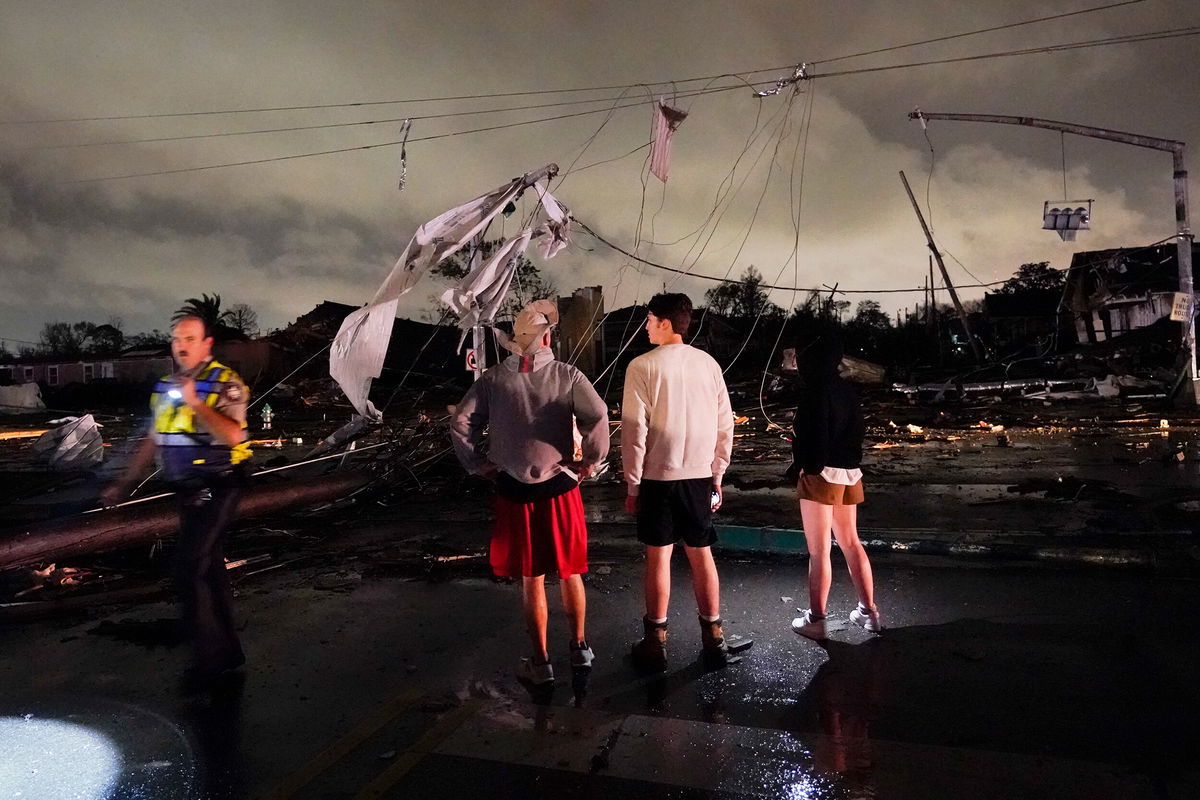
927,257,936,331
899,169,984,362
909,111,1195,401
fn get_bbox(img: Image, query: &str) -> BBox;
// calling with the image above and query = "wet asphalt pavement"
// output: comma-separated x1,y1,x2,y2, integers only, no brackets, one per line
2,519,1198,800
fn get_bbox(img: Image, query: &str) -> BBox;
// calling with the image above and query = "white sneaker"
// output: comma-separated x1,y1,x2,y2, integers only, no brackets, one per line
849,603,882,633
516,657,554,685
791,610,827,640
569,641,595,669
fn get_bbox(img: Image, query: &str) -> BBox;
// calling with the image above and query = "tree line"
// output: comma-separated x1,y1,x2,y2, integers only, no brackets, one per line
702,262,1067,376
5,294,260,360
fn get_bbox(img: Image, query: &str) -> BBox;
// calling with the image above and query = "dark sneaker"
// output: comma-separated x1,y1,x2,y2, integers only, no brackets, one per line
569,640,595,669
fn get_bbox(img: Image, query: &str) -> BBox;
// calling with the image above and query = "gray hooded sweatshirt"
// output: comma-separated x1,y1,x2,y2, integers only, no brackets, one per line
450,347,609,484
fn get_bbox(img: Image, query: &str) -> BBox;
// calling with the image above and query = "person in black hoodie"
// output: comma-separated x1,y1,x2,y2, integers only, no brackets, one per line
787,330,882,639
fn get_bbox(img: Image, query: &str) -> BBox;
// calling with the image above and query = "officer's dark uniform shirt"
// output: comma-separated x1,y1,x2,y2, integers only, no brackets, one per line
150,359,251,484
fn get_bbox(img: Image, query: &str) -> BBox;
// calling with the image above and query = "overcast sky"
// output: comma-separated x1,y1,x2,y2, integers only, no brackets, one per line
2,0,1198,348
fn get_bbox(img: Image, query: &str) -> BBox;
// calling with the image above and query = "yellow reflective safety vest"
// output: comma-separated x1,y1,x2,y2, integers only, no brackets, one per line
151,359,251,483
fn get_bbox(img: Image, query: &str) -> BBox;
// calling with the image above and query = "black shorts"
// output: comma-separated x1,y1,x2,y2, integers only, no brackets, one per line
636,477,717,548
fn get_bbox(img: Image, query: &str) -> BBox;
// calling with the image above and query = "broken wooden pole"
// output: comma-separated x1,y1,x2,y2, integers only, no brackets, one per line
899,169,984,362
927,257,936,331
0,471,372,570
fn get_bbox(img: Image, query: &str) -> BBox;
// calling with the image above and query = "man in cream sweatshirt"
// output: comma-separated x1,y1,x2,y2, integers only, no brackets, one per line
621,292,751,670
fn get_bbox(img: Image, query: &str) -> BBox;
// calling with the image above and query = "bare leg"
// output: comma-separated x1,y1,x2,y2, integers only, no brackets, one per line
521,576,549,661
644,545,673,619
831,504,876,610
559,574,586,642
800,499,834,615
683,545,720,618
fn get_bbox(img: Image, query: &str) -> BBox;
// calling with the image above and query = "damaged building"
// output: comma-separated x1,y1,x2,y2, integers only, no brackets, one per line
1065,241,1200,344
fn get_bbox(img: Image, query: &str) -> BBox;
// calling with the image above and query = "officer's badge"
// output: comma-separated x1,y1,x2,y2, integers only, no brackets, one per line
225,385,244,402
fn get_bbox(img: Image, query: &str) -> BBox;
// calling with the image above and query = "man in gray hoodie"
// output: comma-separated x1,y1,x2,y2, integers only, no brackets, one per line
451,300,610,686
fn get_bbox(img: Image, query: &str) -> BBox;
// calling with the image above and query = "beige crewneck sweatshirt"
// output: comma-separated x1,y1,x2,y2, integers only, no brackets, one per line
620,343,733,495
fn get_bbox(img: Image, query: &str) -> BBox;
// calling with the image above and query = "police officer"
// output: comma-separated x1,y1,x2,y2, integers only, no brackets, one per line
103,315,252,690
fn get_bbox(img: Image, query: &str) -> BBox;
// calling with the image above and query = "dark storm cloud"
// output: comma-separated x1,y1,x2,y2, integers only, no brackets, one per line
0,163,393,276
0,0,1196,340
0,158,404,340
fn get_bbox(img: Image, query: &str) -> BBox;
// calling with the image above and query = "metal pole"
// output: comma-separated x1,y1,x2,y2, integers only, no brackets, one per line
471,323,485,380
467,236,486,381
1173,150,1196,398
908,111,1183,154
927,257,936,330
899,170,984,361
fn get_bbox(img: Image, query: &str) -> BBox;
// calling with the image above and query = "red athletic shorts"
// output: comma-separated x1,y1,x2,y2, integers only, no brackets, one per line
491,486,589,578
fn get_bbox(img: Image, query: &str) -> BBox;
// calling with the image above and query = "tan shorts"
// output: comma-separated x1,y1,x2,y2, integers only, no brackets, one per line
797,473,865,505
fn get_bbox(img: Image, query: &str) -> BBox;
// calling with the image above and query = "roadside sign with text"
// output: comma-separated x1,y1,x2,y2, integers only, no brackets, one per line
1170,292,1192,322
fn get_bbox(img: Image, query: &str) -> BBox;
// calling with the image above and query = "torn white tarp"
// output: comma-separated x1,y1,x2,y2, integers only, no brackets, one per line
329,298,400,421
376,181,528,306
531,180,571,259
649,99,688,183
441,229,535,336
331,178,528,420
32,414,104,469
0,383,46,413
330,165,566,419
441,184,572,347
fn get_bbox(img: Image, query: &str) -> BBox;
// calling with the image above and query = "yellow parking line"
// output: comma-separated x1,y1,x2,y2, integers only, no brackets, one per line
259,687,424,800
353,700,482,800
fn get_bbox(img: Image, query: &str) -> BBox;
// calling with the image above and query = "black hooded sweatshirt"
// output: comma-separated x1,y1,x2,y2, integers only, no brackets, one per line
790,334,865,474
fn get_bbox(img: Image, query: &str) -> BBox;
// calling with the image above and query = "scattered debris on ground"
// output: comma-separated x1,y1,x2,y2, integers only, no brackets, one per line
3,375,1199,608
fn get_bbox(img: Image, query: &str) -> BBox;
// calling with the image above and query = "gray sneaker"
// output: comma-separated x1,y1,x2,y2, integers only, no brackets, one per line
516,657,554,685
569,641,595,669
849,603,883,633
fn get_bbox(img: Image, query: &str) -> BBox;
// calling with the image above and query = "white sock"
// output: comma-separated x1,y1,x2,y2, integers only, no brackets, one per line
648,617,667,625
699,614,720,623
